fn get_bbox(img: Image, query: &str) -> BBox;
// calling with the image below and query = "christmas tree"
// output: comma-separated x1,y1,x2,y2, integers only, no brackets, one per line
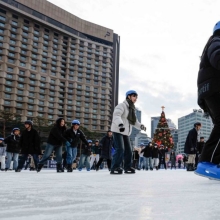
152,106,174,149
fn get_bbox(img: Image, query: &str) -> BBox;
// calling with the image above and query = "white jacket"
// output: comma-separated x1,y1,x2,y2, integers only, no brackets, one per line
111,100,145,136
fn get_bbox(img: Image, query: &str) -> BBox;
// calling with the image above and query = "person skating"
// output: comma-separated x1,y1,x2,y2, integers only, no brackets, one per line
138,143,145,170
0,138,6,171
37,118,67,173
64,120,89,172
184,122,201,172
4,128,20,171
141,142,153,171
78,140,92,171
152,144,159,170
90,140,100,169
170,151,176,170
132,146,140,169
158,145,168,169
15,121,41,172
96,130,114,171
110,90,146,174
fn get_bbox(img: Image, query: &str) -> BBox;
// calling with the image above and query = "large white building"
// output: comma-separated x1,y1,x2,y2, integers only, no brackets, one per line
177,109,213,154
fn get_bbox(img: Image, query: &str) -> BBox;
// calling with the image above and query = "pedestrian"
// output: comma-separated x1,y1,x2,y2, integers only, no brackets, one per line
64,120,89,172
141,142,153,171
37,118,67,173
78,140,92,171
170,151,176,170
158,145,168,169
195,21,220,179
110,90,146,174
90,140,100,169
96,130,114,171
184,122,201,172
152,144,159,170
0,138,6,171
4,128,20,171
15,120,41,172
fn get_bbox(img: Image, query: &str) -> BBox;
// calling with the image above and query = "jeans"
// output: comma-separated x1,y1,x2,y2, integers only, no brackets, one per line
6,152,19,170
66,146,77,165
138,157,144,169
111,132,132,171
39,144,62,165
145,157,153,169
0,156,5,169
78,154,90,170
17,154,39,170
200,92,220,163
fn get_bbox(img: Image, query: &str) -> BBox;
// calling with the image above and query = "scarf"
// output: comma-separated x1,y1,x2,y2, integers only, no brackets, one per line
126,98,136,125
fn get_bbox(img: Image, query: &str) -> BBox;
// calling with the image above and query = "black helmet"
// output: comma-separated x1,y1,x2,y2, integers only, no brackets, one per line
12,128,20,133
24,120,33,126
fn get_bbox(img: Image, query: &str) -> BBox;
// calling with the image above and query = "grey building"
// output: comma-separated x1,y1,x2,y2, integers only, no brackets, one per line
0,0,120,132
130,108,141,142
151,116,176,138
177,109,213,154
171,129,178,151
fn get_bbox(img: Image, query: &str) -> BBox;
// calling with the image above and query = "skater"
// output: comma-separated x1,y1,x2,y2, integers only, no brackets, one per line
78,140,92,171
141,142,153,171
178,158,182,169
37,118,67,173
0,138,6,171
132,146,140,169
195,21,220,179
64,120,89,172
170,151,176,169
184,122,201,172
4,128,20,171
90,140,100,169
158,145,168,169
110,90,146,174
152,144,159,170
24,155,31,170
16,121,41,172
96,130,114,171
138,143,145,170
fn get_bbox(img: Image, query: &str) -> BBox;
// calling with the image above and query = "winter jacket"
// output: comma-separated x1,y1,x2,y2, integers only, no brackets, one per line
81,144,92,156
0,143,6,156
159,148,168,158
4,134,20,153
197,36,220,111
170,153,176,162
133,150,139,160
141,146,152,158
19,128,41,155
64,128,88,148
197,141,205,154
152,147,159,158
184,128,198,154
91,144,100,154
99,135,114,159
47,125,67,146
111,100,144,136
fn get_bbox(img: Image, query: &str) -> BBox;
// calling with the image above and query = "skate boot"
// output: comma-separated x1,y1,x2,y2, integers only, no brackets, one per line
156,166,158,170
110,167,123,175
95,166,99,171
56,163,64,173
67,164,73,172
124,167,136,174
36,164,44,173
15,169,21,172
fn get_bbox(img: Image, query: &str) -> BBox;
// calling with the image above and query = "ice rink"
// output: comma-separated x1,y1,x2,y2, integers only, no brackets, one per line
1,168,220,220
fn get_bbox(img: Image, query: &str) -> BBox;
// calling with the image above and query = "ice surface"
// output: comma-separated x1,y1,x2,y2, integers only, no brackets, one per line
0,169,220,220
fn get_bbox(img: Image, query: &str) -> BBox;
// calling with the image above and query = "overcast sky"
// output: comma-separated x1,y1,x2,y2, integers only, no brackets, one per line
49,0,220,136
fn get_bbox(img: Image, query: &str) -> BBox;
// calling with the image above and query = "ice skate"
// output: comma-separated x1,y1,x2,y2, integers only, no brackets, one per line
110,167,123,175
67,164,73,172
15,169,21,172
56,163,64,173
124,167,135,174
36,164,44,173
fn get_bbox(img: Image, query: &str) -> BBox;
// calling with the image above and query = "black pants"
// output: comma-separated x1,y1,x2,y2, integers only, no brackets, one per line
17,154,39,170
96,158,111,169
200,92,220,164
159,158,166,169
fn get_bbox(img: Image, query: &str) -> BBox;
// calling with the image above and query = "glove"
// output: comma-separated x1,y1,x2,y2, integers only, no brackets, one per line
119,124,125,132
140,125,146,131
66,141,71,147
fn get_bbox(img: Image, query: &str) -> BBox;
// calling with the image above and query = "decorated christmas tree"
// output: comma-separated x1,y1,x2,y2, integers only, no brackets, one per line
152,106,174,149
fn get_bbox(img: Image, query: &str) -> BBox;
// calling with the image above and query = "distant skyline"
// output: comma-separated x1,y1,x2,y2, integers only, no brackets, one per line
49,0,220,136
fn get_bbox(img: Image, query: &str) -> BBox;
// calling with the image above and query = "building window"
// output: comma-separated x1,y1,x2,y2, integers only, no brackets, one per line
31,66,36,70
29,86,34,91
17,96,23,101
41,68,46,73
28,99,34,103
5,93,11,99
27,111,33,116
23,25,29,31
5,87,12,92
29,92,34,97
17,90,23,95
20,62,26,67
39,101,44,105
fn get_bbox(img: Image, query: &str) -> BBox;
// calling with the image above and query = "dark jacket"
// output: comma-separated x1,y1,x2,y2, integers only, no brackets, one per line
4,134,21,153
141,146,152,158
99,135,114,159
19,128,41,154
197,36,220,111
133,150,139,160
170,152,176,162
91,144,101,154
81,144,92,156
47,124,67,146
159,148,168,158
184,128,198,154
64,128,88,148
197,141,205,154
152,147,159,158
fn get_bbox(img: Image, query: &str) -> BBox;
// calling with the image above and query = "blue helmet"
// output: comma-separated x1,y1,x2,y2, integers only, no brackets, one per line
72,120,80,125
0,138,4,141
12,128,20,132
88,140,92,143
24,120,33,126
213,21,220,34
140,143,144,146
126,90,138,97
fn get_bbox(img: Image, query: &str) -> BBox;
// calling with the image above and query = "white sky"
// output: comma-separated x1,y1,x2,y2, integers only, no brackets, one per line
48,0,220,136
